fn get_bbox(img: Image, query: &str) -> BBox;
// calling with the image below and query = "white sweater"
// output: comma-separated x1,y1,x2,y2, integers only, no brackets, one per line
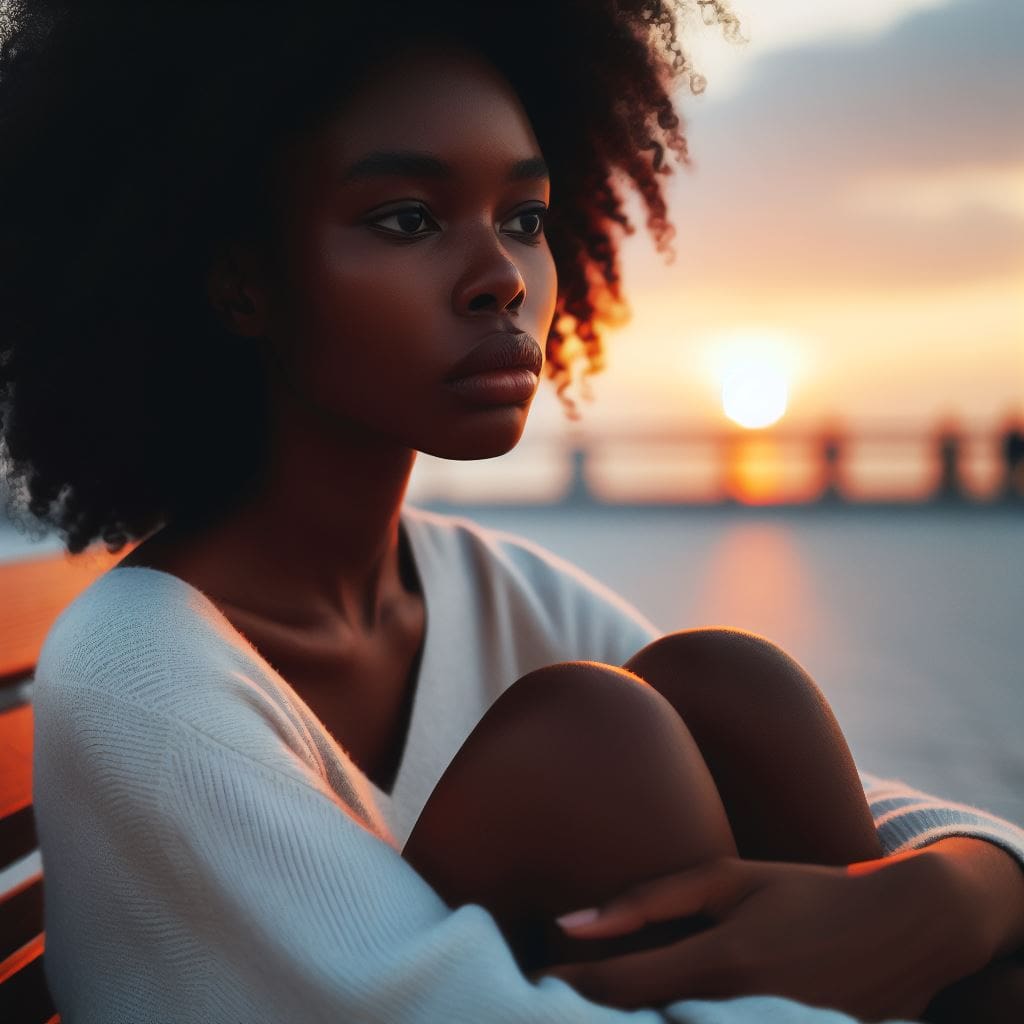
32,504,1024,1024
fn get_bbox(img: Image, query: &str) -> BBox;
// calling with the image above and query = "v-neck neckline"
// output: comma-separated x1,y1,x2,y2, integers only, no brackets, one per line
108,506,433,813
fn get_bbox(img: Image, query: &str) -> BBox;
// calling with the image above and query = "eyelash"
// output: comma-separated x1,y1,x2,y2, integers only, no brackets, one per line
367,204,549,244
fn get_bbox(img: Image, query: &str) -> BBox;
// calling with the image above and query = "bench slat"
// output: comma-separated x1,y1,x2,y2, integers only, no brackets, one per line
0,549,125,681
0,547,85,1022
0,703,34,821
0,875,44,969
0,806,38,875
0,938,57,1023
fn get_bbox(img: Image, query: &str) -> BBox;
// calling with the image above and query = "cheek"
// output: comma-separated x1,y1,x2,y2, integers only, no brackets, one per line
280,228,438,386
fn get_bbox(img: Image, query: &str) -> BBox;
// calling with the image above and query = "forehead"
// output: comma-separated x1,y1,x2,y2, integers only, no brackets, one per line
306,42,543,176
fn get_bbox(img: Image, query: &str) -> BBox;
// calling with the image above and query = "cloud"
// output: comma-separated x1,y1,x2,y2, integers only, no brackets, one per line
846,165,1024,221
626,0,1024,291
680,0,956,103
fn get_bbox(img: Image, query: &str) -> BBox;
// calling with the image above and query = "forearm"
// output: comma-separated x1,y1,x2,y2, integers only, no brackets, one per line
858,771,1024,964
923,837,1024,961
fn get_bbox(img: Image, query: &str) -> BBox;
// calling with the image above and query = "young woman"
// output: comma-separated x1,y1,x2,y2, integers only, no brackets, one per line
2,3,1022,1021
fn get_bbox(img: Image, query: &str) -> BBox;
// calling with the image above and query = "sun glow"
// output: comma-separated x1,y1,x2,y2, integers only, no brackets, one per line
705,333,799,429
721,361,789,428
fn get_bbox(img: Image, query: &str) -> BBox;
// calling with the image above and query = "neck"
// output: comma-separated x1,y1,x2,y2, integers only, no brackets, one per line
157,371,420,632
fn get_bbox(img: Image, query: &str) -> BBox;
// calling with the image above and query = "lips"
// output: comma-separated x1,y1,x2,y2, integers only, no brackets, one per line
446,331,544,381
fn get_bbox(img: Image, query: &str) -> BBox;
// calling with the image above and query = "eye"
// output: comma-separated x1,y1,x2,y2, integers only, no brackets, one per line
506,206,548,241
367,204,549,242
368,205,438,237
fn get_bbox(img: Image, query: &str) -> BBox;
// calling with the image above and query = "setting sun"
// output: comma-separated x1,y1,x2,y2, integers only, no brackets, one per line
699,330,801,431
720,356,790,429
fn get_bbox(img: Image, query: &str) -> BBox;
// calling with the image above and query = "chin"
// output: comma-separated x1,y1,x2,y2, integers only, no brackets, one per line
421,407,531,461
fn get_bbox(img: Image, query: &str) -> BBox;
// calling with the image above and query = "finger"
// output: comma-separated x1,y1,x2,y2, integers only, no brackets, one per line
535,926,741,1010
556,857,747,939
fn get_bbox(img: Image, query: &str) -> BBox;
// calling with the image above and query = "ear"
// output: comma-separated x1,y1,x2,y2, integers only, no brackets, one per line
205,241,272,338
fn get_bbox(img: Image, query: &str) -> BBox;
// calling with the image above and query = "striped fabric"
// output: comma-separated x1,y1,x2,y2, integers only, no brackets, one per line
861,771,1024,864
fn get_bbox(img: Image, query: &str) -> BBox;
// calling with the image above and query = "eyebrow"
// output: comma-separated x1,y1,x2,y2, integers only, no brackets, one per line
339,150,549,185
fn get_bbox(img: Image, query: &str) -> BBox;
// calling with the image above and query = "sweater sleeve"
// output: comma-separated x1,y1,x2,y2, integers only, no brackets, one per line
858,770,1024,869
33,680,896,1024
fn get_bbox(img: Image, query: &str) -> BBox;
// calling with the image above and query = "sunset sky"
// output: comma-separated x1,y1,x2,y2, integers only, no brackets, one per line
409,0,1023,503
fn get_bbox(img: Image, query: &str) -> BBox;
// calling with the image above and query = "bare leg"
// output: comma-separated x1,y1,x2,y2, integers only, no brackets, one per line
402,633,883,970
623,630,1024,1019
403,631,883,974
403,660,737,972
622,629,882,865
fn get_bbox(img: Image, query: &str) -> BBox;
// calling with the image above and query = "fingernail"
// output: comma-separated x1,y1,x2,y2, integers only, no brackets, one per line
556,907,600,929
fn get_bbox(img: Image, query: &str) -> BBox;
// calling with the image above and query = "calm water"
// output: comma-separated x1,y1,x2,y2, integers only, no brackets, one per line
4,504,1022,826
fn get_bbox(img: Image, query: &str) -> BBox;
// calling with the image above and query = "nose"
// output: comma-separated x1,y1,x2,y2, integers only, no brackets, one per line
454,240,527,318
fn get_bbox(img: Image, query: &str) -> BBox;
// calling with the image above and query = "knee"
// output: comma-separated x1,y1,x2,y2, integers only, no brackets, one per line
430,660,705,830
626,626,802,684
486,659,677,757
404,660,735,912
624,627,829,720
477,660,726,827
623,629,880,866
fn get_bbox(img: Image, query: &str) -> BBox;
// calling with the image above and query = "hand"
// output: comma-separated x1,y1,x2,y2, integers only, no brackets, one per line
529,853,981,1021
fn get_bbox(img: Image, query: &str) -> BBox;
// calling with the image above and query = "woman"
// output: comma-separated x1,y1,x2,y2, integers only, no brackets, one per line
2,2,1022,1021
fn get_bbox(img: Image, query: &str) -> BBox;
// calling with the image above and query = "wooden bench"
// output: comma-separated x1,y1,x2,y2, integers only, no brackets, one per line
0,545,125,1023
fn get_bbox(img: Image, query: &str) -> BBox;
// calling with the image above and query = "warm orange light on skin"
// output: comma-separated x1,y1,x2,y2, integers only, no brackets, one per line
846,845,925,878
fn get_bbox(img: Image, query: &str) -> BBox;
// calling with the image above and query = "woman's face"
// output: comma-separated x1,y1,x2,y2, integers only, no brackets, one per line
256,39,558,460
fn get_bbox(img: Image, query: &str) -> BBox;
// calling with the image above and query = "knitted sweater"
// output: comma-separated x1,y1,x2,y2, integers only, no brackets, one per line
32,504,1024,1023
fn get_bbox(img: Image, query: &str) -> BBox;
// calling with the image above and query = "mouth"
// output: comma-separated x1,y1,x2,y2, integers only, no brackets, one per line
444,330,544,408
446,330,544,381
444,367,540,406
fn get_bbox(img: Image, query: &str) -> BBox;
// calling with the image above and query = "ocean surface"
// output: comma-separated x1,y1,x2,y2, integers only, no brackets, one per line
4,503,1022,828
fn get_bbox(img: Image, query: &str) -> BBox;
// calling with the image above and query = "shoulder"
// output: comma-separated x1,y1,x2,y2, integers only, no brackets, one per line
33,564,386,836
41,562,233,659
35,565,285,727
37,565,211,686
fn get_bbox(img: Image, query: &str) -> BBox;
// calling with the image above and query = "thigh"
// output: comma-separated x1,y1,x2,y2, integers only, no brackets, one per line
624,628,882,865
402,660,737,971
